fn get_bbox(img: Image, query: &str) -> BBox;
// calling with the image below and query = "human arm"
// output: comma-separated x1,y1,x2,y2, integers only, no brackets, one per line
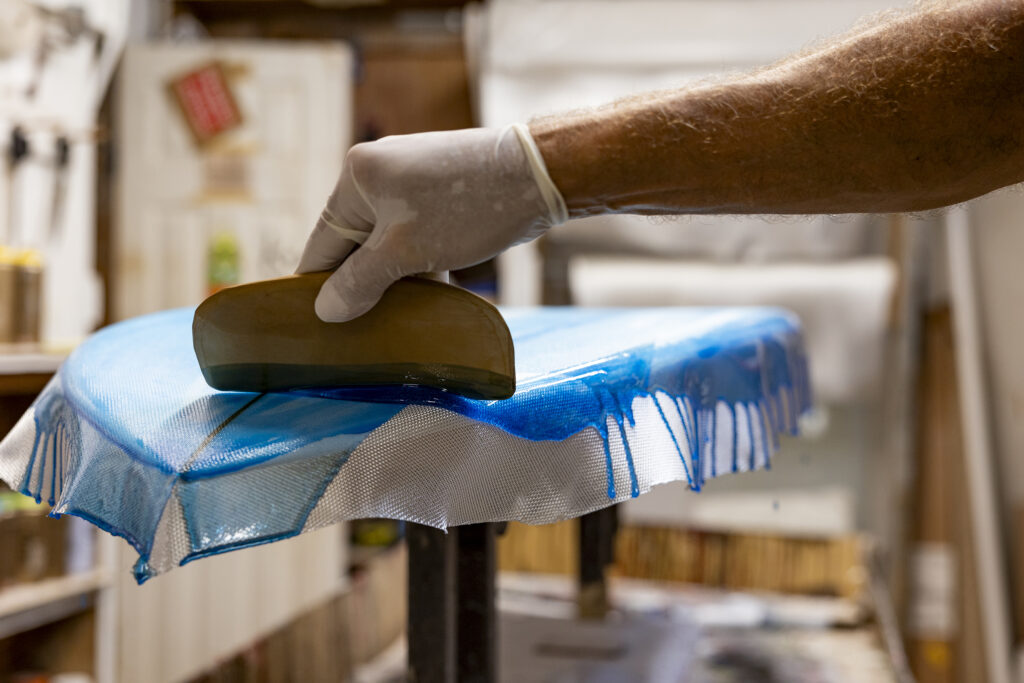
532,0,1024,216
300,0,1024,321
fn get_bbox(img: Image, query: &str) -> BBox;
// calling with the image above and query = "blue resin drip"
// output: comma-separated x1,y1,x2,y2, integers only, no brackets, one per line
609,393,640,499
674,397,702,491
306,308,810,496
594,390,639,499
600,428,617,499
749,403,757,473
652,395,694,489
709,409,718,479
729,404,738,473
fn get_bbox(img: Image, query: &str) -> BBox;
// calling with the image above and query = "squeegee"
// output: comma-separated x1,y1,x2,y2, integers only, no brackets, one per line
193,271,516,400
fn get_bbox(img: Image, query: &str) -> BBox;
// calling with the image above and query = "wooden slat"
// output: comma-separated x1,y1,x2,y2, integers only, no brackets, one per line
907,309,958,683
498,520,866,599
0,571,107,639
0,373,52,397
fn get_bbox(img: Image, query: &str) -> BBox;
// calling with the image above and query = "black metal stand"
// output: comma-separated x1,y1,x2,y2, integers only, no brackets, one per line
578,505,619,620
456,524,497,682
406,510,617,682
407,523,496,683
407,523,457,683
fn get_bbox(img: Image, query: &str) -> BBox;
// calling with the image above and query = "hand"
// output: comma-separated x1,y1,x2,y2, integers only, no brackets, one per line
296,125,567,322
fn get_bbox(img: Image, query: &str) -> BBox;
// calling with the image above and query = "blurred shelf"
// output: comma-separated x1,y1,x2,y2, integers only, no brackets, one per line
0,351,66,376
348,542,402,570
0,570,109,640
177,0,469,42
0,351,66,396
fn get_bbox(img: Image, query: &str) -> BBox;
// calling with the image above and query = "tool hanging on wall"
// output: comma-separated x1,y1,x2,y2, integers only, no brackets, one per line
0,120,100,347
48,134,70,239
1,125,45,346
2,126,29,345
4,125,29,248
4,123,97,247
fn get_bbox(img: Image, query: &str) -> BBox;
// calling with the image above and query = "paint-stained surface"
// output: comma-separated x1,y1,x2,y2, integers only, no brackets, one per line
0,306,810,581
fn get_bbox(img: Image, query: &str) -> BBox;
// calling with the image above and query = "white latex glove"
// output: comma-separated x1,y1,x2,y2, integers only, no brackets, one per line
296,124,567,322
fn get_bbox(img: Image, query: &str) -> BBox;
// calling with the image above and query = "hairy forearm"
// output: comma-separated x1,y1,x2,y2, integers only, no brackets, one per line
531,0,1024,216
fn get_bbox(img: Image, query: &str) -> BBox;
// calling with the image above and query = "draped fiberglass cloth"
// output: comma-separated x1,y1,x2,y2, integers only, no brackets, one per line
0,307,810,582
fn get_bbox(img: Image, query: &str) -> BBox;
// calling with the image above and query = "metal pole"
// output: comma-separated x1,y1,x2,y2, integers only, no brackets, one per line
407,523,457,683
456,523,497,683
578,506,618,620
947,206,1014,683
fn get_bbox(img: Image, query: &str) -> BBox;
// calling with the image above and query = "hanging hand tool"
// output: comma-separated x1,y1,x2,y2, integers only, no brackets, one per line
5,126,29,248
47,134,70,240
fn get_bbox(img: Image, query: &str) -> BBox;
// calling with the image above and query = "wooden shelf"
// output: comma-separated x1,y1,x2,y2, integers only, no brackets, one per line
0,570,109,640
0,351,67,396
0,352,66,376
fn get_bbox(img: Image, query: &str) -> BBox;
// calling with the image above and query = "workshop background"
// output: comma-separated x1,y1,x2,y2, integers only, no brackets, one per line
0,0,1022,682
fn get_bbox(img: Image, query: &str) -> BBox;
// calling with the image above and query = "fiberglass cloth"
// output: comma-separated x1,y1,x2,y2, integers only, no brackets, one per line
0,307,810,582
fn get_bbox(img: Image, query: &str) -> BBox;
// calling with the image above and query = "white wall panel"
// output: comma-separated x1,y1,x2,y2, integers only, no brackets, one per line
116,41,351,318
115,40,353,682
0,0,130,345
117,527,344,683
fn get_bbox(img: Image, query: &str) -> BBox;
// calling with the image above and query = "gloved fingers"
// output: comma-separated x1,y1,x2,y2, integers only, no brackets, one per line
314,246,400,322
297,163,375,274
295,211,366,274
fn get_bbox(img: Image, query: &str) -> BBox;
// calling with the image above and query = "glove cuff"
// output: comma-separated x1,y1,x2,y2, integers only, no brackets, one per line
509,123,569,226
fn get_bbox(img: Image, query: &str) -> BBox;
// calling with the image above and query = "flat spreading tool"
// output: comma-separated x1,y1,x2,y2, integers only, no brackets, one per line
192,272,516,399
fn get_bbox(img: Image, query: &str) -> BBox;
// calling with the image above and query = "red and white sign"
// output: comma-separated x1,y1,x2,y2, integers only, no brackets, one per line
168,61,243,145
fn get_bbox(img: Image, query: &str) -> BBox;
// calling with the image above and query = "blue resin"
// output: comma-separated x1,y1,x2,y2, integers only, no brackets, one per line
306,307,811,493
5,305,810,581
